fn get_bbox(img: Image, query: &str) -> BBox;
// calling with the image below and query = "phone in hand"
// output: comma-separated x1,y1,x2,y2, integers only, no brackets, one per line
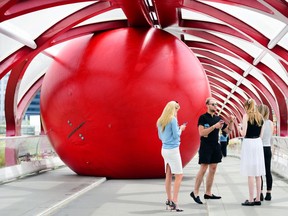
219,120,224,124
183,122,188,126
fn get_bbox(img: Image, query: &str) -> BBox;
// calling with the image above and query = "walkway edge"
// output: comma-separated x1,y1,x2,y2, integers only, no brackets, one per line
35,177,107,216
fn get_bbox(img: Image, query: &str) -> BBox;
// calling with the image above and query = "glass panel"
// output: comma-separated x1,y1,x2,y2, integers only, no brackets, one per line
75,8,127,26
261,53,288,85
216,52,250,71
201,1,286,40
241,78,261,100
211,32,263,58
183,33,210,43
213,84,246,105
0,2,94,61
4,2,94,39
278,33,288,50
17,53,53,103
211,76,234,89
249,68,275,97
234,86,248,101
181,8,224,24
18,36,92,102
0,34,23,62
0,135,59,167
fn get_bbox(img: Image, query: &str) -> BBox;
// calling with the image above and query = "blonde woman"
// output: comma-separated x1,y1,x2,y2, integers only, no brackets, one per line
258,104,274,201
157,101,186,212
239,99,265,206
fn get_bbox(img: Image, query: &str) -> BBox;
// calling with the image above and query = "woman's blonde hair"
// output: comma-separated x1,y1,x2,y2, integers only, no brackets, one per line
258,104,270,120
157,101,180,132
244,99,263,126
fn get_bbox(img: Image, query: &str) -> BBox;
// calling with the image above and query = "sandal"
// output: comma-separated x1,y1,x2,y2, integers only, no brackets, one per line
165,200,171,210
241,200,254,206
169,201,184,212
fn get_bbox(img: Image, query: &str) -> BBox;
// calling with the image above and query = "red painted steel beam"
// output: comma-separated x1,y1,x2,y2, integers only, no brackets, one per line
264,77,288,136
182,21,251,42
194,49,242,74
184,30,254,62
54,20,128,44
196,0,273,14
16,76,44,130
153,0,181,28
210,86,242,120
197,56,243,75
204,65,237,84
189,42,245,61
253,63,287,134
263,0,288,16
0,1,114,77
5,60,28,136
0,0,95,21
113,0,150,27
183,0,269,46
1,1,115,135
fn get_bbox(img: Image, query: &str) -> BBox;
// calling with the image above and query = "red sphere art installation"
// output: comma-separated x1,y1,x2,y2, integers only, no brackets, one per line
40,28,210,179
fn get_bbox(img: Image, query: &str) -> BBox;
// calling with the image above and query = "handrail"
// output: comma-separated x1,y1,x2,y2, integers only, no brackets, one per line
227,136,288,179
0,135,64,183
0,135,287,183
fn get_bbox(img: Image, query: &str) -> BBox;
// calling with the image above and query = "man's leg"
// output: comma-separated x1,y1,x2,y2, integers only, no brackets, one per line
205,163,217,195
194,164,208,195
190,164,208,204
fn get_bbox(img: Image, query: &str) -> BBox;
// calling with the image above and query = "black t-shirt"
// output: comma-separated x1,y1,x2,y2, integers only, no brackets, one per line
245,121,263,138
198,112,227,145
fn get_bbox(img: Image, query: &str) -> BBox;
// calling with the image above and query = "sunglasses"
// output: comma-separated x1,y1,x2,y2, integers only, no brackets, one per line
209,103,217,106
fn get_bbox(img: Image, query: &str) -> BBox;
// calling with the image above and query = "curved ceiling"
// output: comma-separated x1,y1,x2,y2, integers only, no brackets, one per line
0,0,287,136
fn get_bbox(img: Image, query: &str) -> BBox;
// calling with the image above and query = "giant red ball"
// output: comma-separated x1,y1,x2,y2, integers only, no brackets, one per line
40,28,210,178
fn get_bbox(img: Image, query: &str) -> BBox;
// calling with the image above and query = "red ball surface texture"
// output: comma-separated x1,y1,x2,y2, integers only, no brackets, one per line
40,28,210,178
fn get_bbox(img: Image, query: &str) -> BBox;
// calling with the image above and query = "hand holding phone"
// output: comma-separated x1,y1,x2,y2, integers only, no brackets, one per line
183,122,188,126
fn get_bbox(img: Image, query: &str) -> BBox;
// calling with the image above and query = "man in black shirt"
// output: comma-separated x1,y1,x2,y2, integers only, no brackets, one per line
190,97,235,204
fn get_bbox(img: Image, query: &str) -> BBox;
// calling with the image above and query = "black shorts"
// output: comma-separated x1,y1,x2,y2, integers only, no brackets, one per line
198,143,222,164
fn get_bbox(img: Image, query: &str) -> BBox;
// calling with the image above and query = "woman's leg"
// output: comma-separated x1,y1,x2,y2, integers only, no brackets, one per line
173,173,183,203
248,176,254,202
165,164,172,201
264,147,273,192
255,176,262,201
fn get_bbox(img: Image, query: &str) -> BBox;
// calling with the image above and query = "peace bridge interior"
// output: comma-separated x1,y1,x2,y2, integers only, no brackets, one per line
0,0,288,194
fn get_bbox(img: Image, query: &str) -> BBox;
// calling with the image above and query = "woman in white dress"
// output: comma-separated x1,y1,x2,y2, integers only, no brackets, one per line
239,99,265,206
157,101,186,212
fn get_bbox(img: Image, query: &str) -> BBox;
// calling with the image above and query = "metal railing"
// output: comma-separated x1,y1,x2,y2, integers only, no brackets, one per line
0,135,287,183
0,135,64,183
227,136,288,179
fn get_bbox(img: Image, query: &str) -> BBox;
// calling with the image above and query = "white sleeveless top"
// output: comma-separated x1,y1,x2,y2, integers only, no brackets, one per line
261,119,273,147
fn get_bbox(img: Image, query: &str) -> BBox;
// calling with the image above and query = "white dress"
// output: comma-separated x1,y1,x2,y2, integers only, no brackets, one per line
240,138,266,176
161,147,183,174
240,122,266,176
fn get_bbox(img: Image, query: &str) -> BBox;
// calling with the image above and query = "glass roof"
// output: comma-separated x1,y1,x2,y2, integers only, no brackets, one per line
204,1,286,40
